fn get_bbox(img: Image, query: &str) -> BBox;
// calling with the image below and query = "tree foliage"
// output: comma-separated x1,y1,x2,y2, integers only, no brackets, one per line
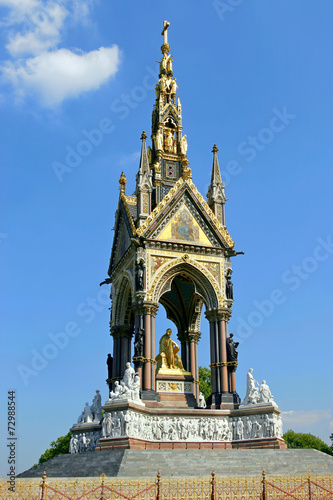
199,366,211,400
38,432,71,464
283,430,333,456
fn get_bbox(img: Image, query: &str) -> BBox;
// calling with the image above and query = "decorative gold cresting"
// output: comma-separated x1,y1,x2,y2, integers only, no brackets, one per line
120,194,136,234
136,177,184,236
136,174,234,248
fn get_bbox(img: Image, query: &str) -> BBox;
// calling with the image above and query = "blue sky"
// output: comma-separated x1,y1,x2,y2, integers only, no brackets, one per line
1,0,333,476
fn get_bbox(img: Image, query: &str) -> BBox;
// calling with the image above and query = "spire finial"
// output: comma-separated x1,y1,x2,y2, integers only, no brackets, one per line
141,131,147,142
212,144,219,154
119,172,127,194
161,20,170,54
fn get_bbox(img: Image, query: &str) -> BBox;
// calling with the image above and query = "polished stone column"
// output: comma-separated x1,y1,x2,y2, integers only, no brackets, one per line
132,312,144,379
143,311,151,390
206,308,237,408
208,318,218,395
218,319,229,393
230,369,237,393
139,301,159,399
151,315,156,391
180,337,190,372
110,325,133,385
188,331,201,399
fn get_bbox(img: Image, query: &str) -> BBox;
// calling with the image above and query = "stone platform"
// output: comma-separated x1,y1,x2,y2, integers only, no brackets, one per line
96,436,285,450
17,449,333,478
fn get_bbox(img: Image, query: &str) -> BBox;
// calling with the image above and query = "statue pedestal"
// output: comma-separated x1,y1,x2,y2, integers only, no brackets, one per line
155,373,197,408
70,421,102,453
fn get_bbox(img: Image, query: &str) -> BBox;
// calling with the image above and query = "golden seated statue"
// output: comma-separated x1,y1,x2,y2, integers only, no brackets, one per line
155,328,190,375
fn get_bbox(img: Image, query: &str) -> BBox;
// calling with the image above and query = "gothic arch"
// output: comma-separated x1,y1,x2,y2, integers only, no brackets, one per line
113,274,134,326
151,257,221,310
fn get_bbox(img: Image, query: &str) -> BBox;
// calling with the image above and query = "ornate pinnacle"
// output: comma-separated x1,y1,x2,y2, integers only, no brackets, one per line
182,162,192,181
141,131,147,142
119,172,127,194
212,144,219,154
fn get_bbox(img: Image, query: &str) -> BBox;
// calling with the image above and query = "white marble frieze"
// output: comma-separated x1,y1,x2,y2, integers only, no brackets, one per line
70,430,102,453
101,409,283,442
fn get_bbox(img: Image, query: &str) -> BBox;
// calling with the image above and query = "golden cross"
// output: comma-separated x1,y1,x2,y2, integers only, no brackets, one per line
161,20,170,44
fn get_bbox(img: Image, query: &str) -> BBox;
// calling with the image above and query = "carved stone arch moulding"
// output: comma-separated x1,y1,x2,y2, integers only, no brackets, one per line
113,273,134,326
148,255,223,309
114,270,134,293
189,296,204,332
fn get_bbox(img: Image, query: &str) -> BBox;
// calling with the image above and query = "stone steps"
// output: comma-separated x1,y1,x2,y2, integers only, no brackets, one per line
17,449,333,478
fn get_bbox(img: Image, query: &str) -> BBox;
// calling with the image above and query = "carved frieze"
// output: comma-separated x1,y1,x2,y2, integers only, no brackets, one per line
100,409,283,442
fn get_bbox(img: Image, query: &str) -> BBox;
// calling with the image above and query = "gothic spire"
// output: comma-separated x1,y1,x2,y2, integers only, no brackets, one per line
136,131,153,225
207,145,226,226
146,21,191,207
210,144,223,186
138,131,149,174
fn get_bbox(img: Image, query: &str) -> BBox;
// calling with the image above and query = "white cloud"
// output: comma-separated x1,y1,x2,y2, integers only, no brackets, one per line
6,3,68,56
2,46,120,106
282,409,332,444
119,152,141,166
0,0,121,107
0,0,40,22
71,0,95,24
282,409,331,428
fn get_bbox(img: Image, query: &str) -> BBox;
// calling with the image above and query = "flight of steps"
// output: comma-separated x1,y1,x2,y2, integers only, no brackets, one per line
17,449,333,478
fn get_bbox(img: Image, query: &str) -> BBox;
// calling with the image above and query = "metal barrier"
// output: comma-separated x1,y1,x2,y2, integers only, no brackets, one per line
0,470,332,499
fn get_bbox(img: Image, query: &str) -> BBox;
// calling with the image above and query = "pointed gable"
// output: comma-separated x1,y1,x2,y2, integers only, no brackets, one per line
136,177,235,249
158,204,212,246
